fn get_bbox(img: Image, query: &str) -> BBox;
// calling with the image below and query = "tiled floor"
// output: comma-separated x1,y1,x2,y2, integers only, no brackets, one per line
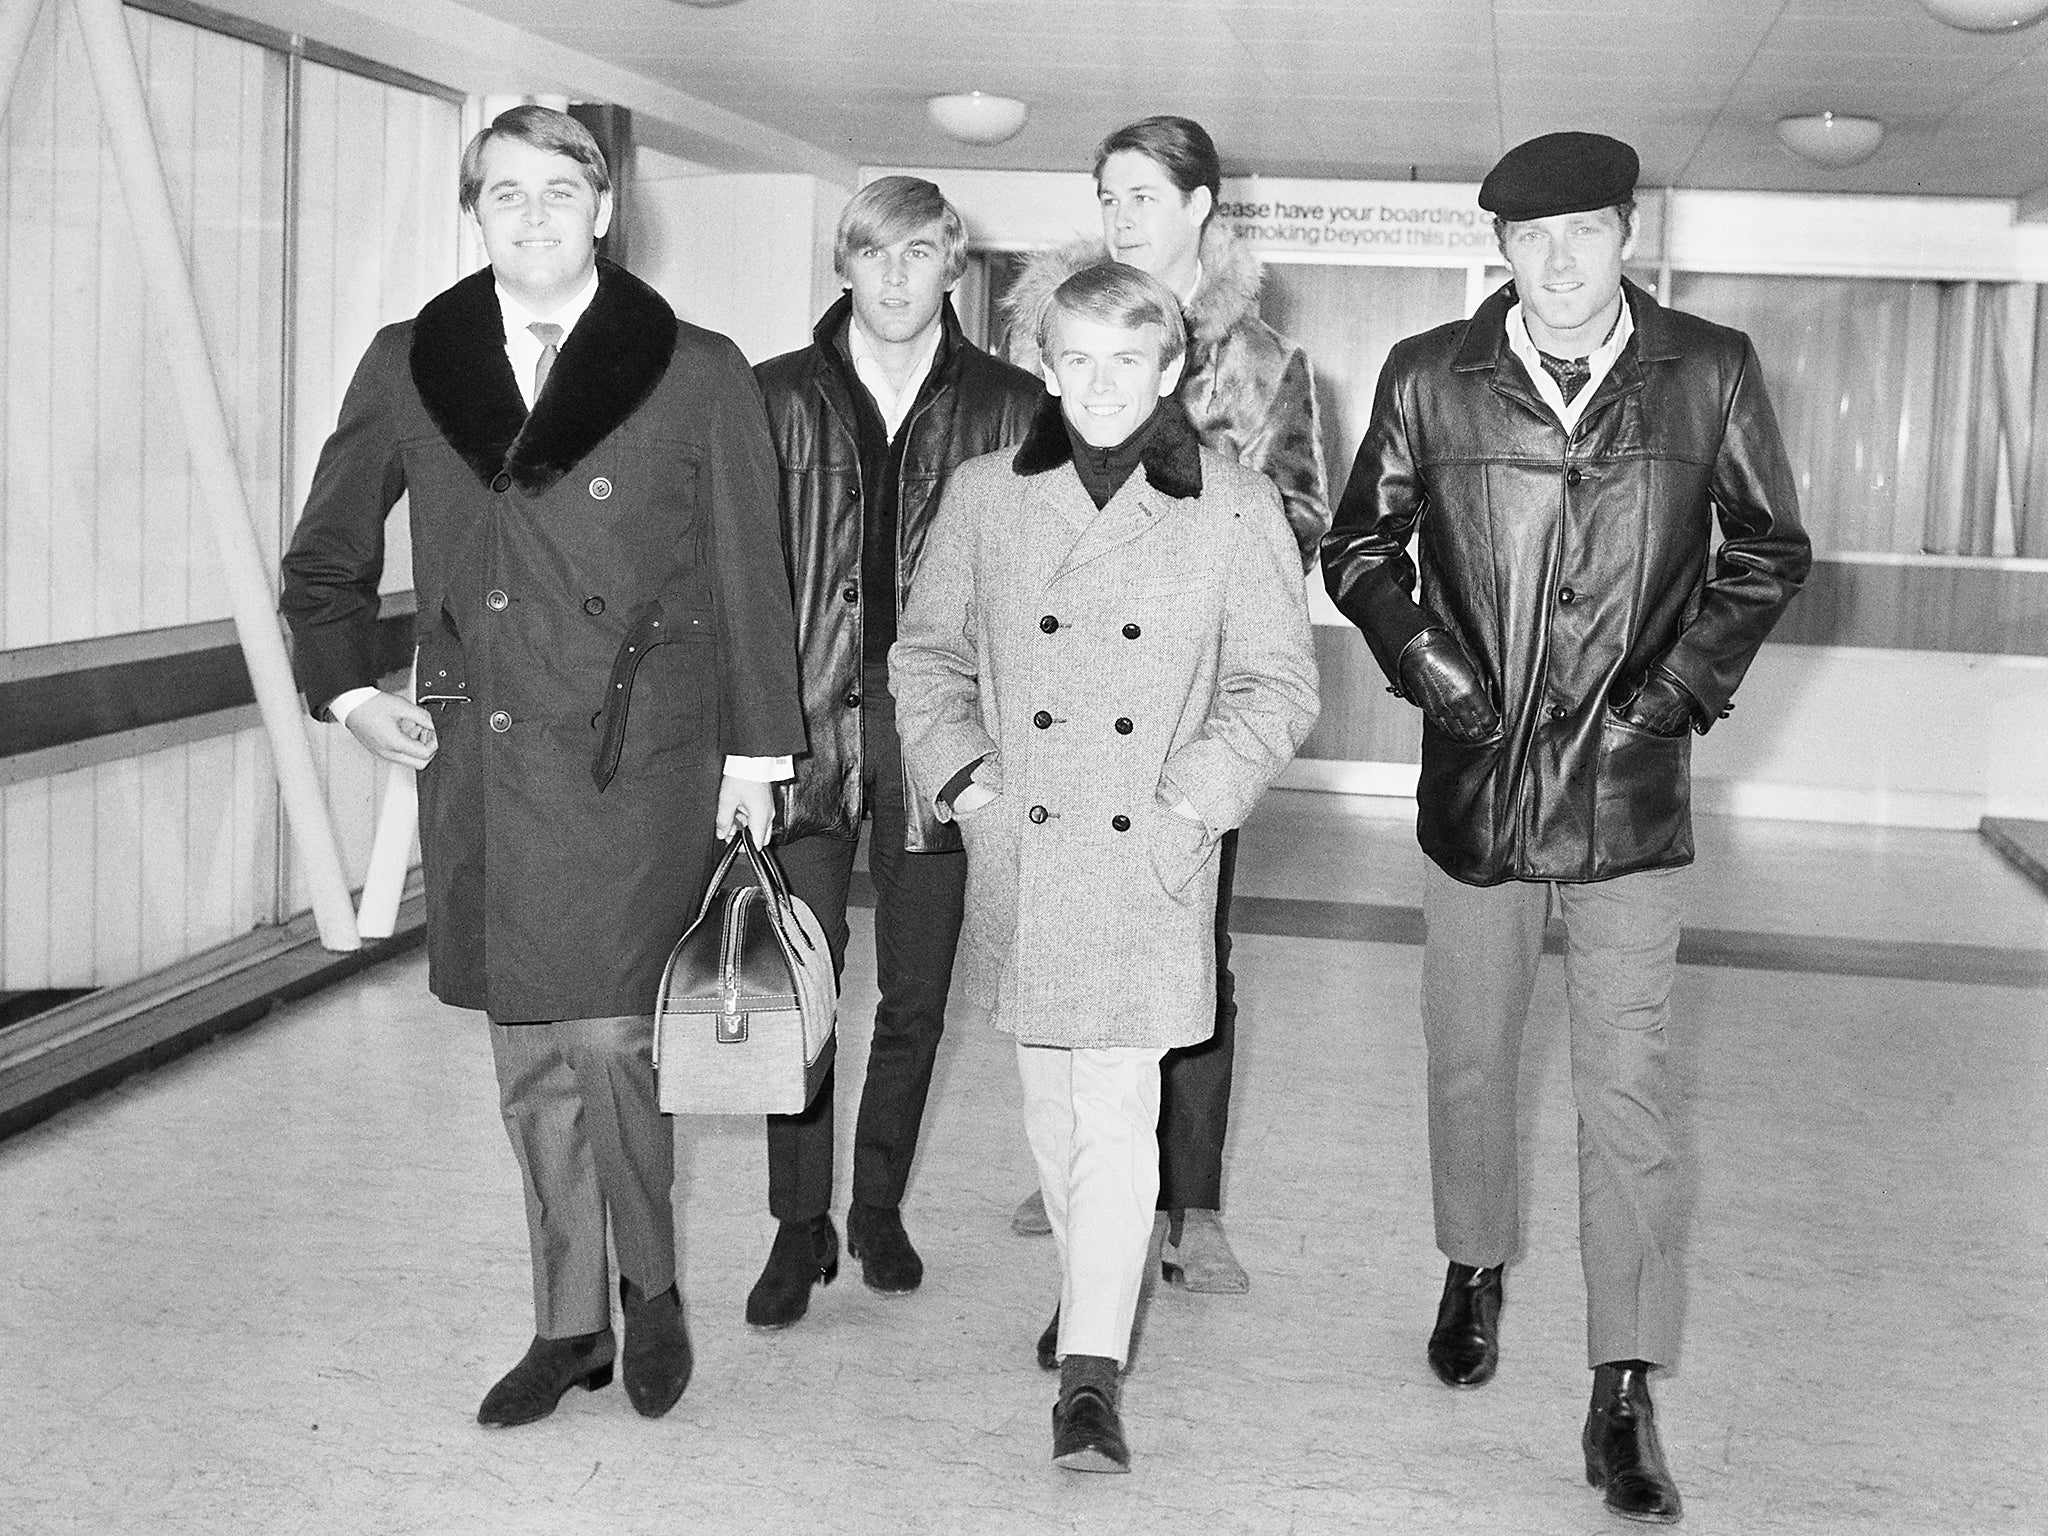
1,789,2043,1534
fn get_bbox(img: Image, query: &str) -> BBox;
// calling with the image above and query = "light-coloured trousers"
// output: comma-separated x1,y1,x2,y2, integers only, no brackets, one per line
1016,1042,1166,1366
489,1013,675,1338
1421,862,1686,1368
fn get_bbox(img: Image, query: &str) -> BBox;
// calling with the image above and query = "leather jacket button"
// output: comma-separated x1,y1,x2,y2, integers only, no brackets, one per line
1565,467,1582,487
1121,623,1140,639
488,710,511,733
1111,814,1131,832
848,485,861,501
844,690,862,709
490,472,512,493
485,589,509,612
1039,614,1059,634
842,584,859,604
1033,709,1053,729
1028,805,1048,824
1547,704,1568,722
583,596,605,616
1558,586,1576,606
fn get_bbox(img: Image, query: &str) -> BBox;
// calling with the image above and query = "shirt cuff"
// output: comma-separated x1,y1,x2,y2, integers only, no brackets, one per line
723,754,794,783
326,686,381,728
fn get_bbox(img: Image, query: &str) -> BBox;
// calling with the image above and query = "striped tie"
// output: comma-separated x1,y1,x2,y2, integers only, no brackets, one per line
529,322,563,400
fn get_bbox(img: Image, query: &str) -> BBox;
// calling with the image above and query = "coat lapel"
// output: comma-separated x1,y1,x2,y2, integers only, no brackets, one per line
410,259,679,495
1012,392,1206,582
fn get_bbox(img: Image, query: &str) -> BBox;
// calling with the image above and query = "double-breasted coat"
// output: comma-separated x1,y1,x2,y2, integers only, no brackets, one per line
890,398,1320,1050
282,262,806,1022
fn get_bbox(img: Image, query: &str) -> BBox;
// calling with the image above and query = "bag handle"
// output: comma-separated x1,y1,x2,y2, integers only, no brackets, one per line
682,824,799,927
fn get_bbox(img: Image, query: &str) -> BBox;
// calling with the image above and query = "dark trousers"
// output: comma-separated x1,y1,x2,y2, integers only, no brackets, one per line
765,667,967,1221
1155,825,1239,1212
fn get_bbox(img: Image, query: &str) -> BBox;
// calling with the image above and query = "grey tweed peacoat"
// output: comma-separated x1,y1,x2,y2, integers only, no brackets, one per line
890,397,1319,1050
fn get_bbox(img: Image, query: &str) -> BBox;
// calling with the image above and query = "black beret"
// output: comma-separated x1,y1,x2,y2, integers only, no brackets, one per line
1479,132,1639,222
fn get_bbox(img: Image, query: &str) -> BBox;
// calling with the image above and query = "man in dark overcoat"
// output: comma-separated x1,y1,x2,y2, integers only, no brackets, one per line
1322,132,1810,1522
280,106,805,1428
743,177,1041,1329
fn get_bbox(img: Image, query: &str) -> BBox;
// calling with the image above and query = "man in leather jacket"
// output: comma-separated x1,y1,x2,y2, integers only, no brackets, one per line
1321,132,1810,1524
745,177,1042,1329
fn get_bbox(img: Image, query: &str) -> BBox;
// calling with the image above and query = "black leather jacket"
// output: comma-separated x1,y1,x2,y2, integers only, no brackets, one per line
1322,280,1811,885
756,294,1042,848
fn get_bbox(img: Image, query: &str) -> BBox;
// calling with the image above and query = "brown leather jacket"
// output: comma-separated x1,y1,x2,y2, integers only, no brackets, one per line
756,294,1042,848
1322,280,1811,886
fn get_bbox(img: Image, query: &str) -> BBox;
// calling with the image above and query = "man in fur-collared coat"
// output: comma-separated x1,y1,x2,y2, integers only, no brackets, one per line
893,264,1318,1473
280,108,805,1430
998,115,1328,1293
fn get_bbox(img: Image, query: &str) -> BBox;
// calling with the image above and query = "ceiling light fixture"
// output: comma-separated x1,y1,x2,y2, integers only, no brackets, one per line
926,92,1029,146
1918,0,2048,30
1774,112,1885,168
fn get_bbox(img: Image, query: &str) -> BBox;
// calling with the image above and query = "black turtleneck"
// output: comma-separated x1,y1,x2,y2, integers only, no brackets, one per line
1066,403,1168,510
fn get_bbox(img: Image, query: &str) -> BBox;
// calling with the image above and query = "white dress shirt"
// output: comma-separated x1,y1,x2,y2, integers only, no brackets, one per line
847,313,942,440
329,270,789,784
1504,295,1636,437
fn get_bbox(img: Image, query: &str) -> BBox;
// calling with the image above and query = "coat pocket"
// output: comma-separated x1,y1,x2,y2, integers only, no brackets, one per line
1594,712,1693,868
1145,801,1215,900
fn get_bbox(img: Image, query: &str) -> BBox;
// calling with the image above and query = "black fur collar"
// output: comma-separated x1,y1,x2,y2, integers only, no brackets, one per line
1011,392,1202,499
410,259,678,495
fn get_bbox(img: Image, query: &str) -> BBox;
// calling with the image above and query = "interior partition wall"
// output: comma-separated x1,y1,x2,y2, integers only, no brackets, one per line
0,0,461,1001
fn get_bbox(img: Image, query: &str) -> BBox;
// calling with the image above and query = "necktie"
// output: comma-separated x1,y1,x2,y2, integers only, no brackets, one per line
529,322,563,401
1537,350,1592,404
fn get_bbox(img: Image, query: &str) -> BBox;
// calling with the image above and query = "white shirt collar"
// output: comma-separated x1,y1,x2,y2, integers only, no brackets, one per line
1504,292,1635,435
847,309,943,441
1176,260,1205,307
498,268,601,409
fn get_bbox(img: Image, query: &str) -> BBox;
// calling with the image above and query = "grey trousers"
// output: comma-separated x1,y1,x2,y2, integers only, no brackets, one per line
489,1014,675,1339
1420,862,1686,1368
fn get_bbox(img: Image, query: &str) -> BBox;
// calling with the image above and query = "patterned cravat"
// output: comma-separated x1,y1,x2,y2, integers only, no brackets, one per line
529,321,563,400
1537,350,1592,404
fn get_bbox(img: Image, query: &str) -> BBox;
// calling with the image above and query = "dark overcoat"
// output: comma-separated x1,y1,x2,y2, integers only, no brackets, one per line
282,262,806,1021
1322,280,1811,887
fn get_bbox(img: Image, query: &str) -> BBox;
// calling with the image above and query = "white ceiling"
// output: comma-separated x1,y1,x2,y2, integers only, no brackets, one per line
451,0,2048,199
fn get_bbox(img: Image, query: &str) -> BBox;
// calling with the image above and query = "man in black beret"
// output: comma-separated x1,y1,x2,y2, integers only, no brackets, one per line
1322,131,1810,1523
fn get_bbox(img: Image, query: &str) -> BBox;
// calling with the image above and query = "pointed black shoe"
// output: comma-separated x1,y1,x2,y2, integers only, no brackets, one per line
1427,1261,1503,1387
1036,1306,1060,1372
745,1214,839,1330
619,1278,692,1418
1052,1356,1129,1473
1584,1361,1684,1523
476,1329,615,1427
845,1201,924,1294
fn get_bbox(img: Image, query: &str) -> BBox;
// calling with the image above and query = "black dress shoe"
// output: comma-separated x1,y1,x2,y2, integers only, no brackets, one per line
1052,1356,1129,1473
1032,1302,1064,1376
845,1201,924,1294
477,1329,615,1427
745,1215,839,1330
1427,1261,1503,1387
1584,1361,1684,1523
619,1278,692,1418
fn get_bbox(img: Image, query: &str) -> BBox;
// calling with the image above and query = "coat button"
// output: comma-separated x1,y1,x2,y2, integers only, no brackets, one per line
491,472,512,493
588,476,612,500
1028,805,1048,824
845,690,862,709
1547,704,1568,721
1033,709,1053,729
1122,623,1141,639
848,485,861,501
1111,814,1131,832
485,589,509,611
489,710,511,732
842,584,858,604
583,595,605,616
1114,717,1133,735
1565,467,1583,487
1039,615,1059,634
1558,586,1576,606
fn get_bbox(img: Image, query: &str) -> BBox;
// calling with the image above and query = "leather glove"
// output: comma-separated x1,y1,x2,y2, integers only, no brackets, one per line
1617,668,1699,737
1398,629,1501,745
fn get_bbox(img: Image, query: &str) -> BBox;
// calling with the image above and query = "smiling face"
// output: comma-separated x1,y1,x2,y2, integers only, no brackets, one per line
843,218,951,351
1041,309,1185,449
1097,149,1209,292
1498,205,1635,355
469,134,611,314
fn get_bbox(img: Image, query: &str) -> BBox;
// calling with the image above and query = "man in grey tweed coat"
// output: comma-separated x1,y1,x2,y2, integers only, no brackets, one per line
892,264,1318,1474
